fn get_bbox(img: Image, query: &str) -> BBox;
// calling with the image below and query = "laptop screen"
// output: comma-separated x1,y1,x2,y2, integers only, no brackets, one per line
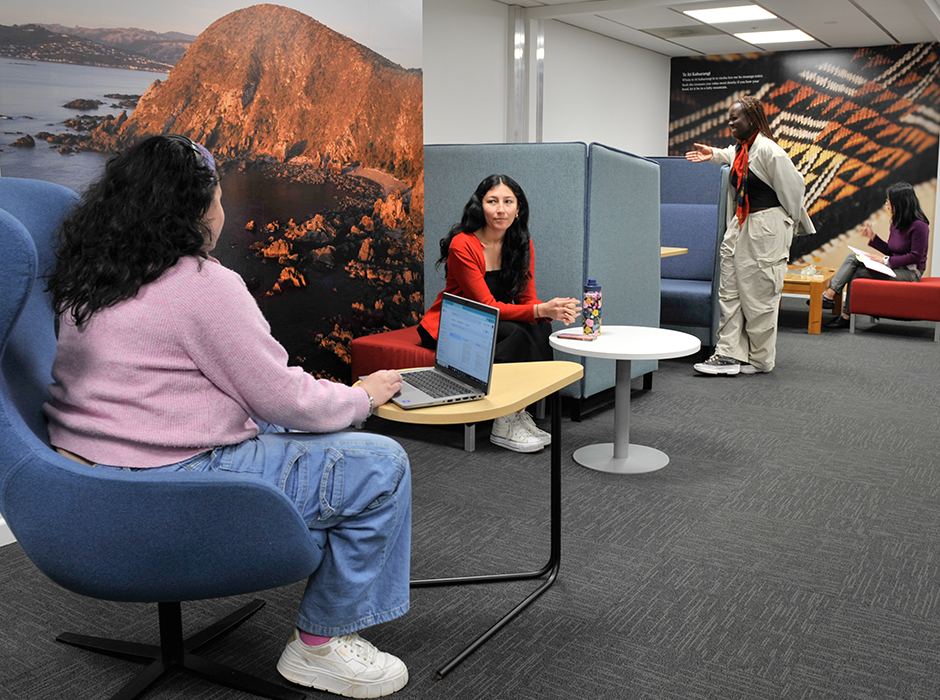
435,294,498,387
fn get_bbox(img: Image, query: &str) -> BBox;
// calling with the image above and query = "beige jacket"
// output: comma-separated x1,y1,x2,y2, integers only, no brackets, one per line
711,133,816,236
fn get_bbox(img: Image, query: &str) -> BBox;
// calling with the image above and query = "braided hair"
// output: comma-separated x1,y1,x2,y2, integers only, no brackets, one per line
734,95,776,141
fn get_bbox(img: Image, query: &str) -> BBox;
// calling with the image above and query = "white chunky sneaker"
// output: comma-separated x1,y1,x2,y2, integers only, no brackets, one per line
277,630,408,698
490,413,544,453
516,410,551,446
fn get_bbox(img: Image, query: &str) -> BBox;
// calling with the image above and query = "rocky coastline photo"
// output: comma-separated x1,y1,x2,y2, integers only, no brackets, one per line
2,4,424,383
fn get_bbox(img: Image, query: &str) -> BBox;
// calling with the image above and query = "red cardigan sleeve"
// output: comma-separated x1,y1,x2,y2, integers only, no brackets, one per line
419,233,543,340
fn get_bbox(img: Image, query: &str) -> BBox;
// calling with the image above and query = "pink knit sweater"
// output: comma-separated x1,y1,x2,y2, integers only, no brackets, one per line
44,256,370,467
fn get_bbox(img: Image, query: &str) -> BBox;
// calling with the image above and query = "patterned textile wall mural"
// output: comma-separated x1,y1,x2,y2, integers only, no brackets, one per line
669,44,939,273
0,1,423,384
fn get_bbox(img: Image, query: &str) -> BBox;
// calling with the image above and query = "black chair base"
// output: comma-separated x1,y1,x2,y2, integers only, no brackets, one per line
56,599,304,700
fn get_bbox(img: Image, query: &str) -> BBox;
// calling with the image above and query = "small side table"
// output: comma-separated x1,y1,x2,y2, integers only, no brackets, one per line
783,266,842,334
375,361,582,677
550,326,700,474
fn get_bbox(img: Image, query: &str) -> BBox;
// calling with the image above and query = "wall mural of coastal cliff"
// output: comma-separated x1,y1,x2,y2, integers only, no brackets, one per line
0,2,423,383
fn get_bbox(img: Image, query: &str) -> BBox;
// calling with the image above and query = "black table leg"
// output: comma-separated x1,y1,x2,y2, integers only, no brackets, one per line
411,390,563,678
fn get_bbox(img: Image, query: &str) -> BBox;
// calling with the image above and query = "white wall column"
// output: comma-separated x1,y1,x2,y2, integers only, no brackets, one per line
507,5,528,143
534,20,545,143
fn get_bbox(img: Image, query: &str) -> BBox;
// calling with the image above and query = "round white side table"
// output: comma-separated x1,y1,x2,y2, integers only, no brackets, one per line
550,325,700,474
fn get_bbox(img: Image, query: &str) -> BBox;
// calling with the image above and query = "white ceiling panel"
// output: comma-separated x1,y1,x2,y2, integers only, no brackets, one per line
493,0,940,56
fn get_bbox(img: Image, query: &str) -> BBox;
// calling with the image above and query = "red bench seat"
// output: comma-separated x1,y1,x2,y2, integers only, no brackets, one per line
350,326,435,379
849,277,940,342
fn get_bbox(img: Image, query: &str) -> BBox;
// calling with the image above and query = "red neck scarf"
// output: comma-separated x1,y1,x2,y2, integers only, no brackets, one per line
732,132,758,225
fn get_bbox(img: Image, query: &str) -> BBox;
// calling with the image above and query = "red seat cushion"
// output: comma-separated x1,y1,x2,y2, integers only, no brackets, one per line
850,277,940,321
351,326,435,379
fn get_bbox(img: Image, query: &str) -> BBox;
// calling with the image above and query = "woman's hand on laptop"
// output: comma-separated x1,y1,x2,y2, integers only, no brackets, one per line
359,369,403,407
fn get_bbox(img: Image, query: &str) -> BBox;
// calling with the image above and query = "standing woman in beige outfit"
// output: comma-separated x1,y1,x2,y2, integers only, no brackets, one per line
685,96,815,375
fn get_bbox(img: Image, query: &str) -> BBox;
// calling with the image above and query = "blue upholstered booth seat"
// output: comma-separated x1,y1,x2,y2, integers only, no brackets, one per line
660,203,721,330
660,279,714,327
660,204,721,281
651,157,728,348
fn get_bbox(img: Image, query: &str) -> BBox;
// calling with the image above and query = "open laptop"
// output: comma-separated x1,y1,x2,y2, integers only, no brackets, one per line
391,293,499,409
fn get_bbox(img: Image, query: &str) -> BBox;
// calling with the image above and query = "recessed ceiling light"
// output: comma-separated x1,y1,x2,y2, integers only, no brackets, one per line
684,6,777,24
734,29,815,44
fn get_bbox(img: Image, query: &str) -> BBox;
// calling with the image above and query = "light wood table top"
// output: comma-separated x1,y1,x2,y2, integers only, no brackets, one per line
375,361,583,425
661,246,689,258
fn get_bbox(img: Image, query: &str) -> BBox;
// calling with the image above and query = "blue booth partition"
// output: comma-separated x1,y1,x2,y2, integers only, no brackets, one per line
423,143,661,410
650,156,728,348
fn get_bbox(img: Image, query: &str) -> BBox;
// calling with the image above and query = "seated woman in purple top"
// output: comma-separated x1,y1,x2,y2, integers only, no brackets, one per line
820,181,929,329
43,135,410,698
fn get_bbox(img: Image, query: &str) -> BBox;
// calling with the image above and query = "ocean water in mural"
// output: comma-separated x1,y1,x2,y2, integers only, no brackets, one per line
0,58,159,188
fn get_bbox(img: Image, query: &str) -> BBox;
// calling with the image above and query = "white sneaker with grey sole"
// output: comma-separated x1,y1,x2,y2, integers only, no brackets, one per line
277,630,408,698
490,413,544,453
516,410,551,446
693,354,741,375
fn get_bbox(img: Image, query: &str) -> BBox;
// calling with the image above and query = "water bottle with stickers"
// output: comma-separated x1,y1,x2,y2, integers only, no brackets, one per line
582,278,602,336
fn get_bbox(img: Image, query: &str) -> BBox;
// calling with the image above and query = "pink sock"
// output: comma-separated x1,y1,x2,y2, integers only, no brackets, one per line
299,630,332,646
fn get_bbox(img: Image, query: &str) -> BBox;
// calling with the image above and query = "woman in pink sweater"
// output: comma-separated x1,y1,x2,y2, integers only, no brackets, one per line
43,135,410,698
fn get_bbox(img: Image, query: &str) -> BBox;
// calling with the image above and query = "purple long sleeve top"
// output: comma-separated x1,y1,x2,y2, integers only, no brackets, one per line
869,219,929,270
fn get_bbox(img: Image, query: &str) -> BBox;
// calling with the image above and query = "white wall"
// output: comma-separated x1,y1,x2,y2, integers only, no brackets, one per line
539,20,670,155
1,518,14,548
423,0,671,155
423,0,511,144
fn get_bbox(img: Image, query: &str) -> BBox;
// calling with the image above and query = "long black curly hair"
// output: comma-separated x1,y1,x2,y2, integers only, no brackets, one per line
47,134,219,325
436,174,532,301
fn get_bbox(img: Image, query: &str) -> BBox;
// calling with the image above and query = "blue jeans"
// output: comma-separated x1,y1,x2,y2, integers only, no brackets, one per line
98,426,411,637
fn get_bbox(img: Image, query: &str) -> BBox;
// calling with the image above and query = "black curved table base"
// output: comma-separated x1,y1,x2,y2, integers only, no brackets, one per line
411,390,563,679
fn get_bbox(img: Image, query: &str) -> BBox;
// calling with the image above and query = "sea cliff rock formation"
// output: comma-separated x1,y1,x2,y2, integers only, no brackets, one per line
73,3,424,382
91,4,423,188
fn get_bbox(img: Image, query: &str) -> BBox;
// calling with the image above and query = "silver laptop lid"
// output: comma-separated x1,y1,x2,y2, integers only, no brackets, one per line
434,293,499,394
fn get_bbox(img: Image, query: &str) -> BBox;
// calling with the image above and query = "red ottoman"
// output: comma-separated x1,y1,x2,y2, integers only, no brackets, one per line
849,277,940,342
350,326,435,379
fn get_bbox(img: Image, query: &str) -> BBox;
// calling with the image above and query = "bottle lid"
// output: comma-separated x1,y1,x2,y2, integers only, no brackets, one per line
585,278,601,290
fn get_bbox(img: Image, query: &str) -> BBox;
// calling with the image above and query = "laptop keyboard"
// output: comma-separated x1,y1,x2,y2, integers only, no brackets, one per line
405,369,472,398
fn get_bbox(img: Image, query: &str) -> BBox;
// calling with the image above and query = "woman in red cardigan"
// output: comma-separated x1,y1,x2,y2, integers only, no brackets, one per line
418,174,579,453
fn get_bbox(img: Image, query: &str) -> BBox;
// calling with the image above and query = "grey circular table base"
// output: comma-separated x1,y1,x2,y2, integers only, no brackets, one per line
573,443,670,474
551,326,700,476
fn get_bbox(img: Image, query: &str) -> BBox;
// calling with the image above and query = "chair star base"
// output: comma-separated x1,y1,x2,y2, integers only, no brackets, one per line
57,600,303,700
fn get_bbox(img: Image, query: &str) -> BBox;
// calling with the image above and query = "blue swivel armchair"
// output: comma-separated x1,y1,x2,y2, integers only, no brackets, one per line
0,177,321,700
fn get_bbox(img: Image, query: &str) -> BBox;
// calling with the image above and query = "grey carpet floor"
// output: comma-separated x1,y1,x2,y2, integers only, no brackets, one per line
2,300,940,700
